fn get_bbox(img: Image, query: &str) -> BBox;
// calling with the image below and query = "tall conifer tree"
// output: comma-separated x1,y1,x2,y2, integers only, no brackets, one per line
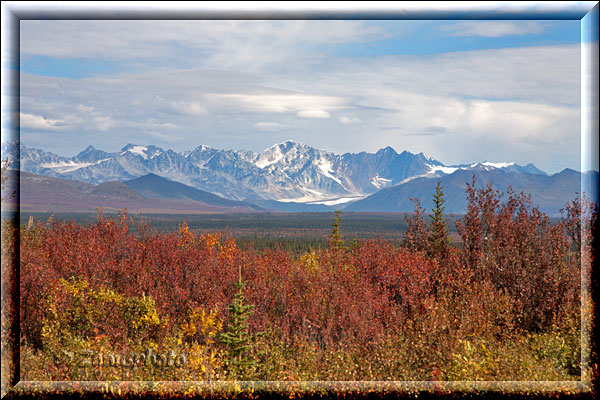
429,180,450,259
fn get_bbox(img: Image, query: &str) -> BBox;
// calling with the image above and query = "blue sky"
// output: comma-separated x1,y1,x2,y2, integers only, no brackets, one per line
20,55,119,79
329,20,581,57
4,4,596,174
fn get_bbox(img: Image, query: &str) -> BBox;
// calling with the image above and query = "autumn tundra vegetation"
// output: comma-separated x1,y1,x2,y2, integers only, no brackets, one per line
1,177,596,386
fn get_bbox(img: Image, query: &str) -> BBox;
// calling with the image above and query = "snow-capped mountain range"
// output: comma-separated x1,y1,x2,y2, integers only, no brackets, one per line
2,140,547,204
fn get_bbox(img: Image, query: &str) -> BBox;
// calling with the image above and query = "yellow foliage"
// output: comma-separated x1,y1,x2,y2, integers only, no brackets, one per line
128,294,161,331
185,343,225,375
41,278,163,350
300,249,320,275
59,277,89,296
218,236,238,264
200,232,221,255
181,306,222,344
451,339,494,380
179,306,225,379
178,222,195,248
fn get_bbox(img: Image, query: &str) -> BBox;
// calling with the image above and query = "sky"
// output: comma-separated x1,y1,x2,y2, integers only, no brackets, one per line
2,3,597,174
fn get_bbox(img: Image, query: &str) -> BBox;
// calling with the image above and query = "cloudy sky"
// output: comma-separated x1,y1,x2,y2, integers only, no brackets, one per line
4,6,592,173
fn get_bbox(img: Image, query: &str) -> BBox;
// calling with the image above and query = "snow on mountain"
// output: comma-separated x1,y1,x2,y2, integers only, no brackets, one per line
426,164,459,175
479,161,515,169
120,144,164,160
426,160,546,177
310,196,365,206
316,159,342,185
248,140,352,201
255,142,287,169
2,140,547,203
371,174,392,189
121,145,149,158
40,158,110,173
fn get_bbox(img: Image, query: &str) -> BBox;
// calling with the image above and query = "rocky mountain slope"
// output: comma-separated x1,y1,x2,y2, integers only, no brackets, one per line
3,140,548,205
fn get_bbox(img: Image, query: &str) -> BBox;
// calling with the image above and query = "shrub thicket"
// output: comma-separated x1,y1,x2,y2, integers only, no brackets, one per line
8,178,591,382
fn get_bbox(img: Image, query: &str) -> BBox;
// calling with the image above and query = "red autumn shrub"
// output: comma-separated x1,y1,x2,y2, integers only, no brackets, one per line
20,210,440,352
455,177,580,332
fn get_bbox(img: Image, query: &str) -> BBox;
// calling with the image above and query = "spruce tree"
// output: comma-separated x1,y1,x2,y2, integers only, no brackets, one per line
404,197,429,252
219,265,262,378
329,209,344,250
429,180,450,259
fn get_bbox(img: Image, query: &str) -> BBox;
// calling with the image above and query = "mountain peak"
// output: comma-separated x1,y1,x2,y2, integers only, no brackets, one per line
281,139,303,145
127,173,172,184
194,144,213,151
76,145,99,156
120,143,139,152
266,139,305,151
119,144,163,160
557,167,578,175
76,144,111,162
379,146,397,153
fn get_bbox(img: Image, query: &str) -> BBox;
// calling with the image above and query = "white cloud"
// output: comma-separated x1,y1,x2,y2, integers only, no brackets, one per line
19,20,383,71
211,92,346,114
75,104,95,113
19,112,68,131
169,100,208,116
119,119,178,131
444,21,548,38
91,116,114,131
315,44,580,106
150,120,177,130
297,110,330,119
254,122,290,131
145,130,186,143
19,99,120,133
360,95,580,172
339,116,362,124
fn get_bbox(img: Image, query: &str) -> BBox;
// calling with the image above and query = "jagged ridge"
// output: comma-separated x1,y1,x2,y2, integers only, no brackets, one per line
2,140,547,204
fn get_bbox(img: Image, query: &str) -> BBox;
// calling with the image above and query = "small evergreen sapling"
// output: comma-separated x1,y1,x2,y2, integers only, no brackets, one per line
219,265,263,378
